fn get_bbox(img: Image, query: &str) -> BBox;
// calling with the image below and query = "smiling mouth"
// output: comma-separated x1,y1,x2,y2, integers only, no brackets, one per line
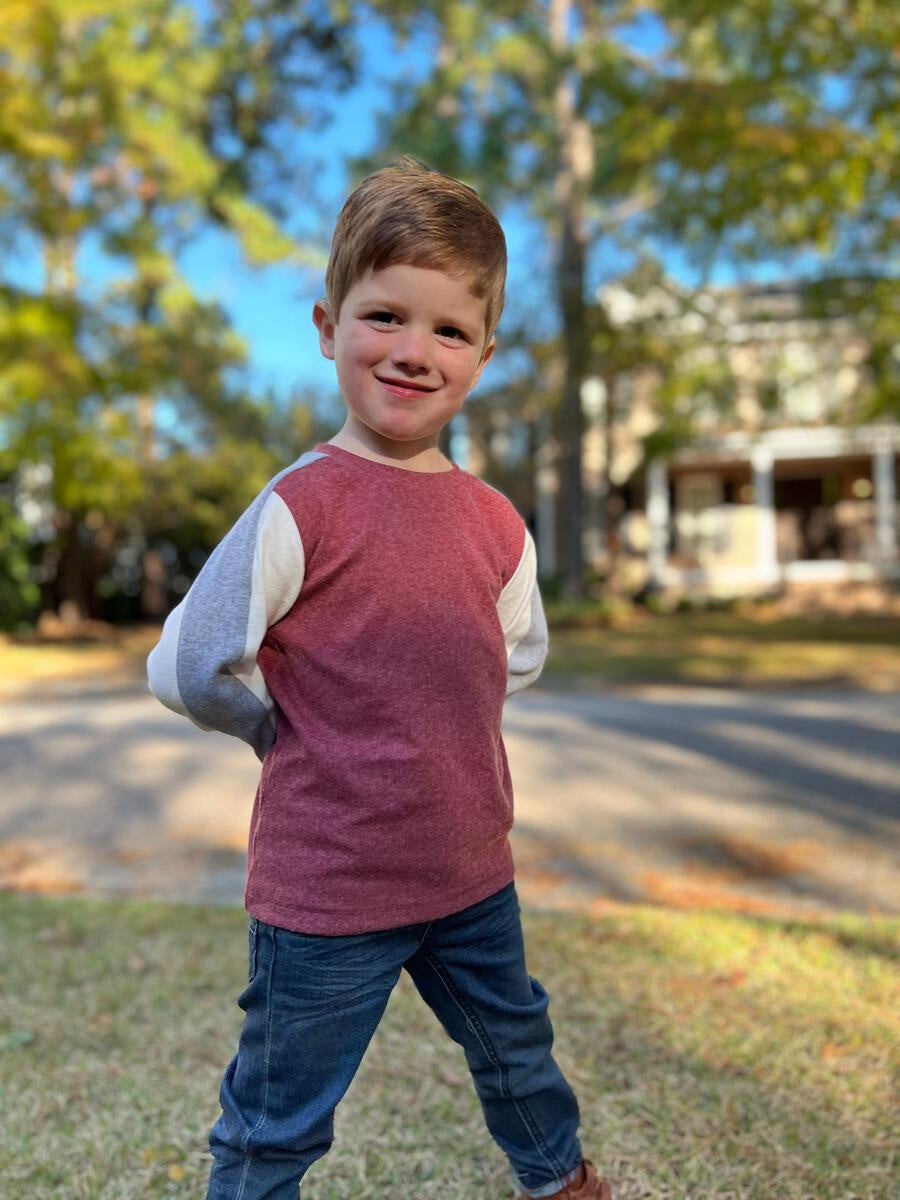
376,376,437,394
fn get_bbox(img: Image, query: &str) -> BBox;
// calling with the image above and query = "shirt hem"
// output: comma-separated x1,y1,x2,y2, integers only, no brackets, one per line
244,863,516,936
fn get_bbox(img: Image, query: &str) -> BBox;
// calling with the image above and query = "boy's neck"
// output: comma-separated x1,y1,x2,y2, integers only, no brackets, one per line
327,422,455,474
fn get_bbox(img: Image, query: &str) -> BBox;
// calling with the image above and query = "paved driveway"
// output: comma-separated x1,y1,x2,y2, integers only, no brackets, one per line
1,682,898,918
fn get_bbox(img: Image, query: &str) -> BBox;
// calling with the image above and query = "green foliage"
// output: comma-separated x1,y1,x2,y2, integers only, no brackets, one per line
366,0,898,440
386,0,892,283
143,438,287,555
0,0,356,621
802,275,900,420
357,0,898,604
647,0,898,268
0,494,40,630
136,390,330,609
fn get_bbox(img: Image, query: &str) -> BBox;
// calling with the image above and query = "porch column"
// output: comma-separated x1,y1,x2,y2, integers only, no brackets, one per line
752,446,779,585
873,442,897,567
647,458,669,587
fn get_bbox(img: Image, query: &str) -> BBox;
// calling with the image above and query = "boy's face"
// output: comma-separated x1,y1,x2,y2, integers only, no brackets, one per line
313,263,494,456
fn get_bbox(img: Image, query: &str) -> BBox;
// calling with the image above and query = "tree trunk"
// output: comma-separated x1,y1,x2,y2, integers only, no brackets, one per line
53,516,92,626
136,264,162,620
600,367,621,585
141,546,168,618
557,211,587,601
550,0,592,602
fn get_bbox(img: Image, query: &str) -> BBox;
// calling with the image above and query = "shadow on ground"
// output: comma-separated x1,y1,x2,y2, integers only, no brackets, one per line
1,683,898,918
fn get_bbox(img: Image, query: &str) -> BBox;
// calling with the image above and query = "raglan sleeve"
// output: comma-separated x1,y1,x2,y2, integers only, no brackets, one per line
146,485,304,761
496,527,549,696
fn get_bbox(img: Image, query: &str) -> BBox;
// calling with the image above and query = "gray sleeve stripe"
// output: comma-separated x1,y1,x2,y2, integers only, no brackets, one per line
216,490,305,713
146,599,203,725
147,450,322,757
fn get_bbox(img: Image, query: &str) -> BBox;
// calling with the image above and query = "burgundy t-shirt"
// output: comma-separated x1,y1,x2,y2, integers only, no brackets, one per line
244,445,533,933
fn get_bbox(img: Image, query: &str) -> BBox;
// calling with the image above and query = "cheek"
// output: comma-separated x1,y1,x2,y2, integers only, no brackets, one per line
350,329,385,361
336,331,376,370
333,354,366,400
454,359,486,394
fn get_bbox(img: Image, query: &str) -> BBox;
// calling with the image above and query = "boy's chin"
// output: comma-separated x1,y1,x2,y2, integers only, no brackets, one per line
361,422,443,449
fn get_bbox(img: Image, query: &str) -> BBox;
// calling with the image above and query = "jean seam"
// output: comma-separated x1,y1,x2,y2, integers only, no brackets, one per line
414,921,433,952
235,924,277,1200
420,947,566,1184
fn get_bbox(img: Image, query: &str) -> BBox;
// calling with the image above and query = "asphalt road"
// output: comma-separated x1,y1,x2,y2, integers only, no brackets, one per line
1,682,898,918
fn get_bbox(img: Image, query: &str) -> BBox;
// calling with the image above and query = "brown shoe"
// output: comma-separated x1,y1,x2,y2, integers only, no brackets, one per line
516,1159,612,1199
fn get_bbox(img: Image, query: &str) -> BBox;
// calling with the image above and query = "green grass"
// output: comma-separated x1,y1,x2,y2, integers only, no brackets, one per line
544,611,900,689
1,892,896,1198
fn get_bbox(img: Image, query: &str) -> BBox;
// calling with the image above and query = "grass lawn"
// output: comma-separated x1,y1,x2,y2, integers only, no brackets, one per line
544,610,900,690
3,611,900,694
1,892,896,1199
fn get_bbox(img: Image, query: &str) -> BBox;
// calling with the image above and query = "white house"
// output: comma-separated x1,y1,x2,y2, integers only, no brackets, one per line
646,422,899,595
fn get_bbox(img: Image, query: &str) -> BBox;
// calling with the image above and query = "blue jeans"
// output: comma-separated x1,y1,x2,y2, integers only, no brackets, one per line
207,881,584,1199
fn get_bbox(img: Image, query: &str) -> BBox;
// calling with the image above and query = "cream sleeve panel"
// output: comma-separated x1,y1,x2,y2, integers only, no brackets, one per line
496,529,549,696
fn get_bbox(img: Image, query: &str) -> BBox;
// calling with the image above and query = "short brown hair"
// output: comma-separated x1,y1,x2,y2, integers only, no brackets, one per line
325,157,507,347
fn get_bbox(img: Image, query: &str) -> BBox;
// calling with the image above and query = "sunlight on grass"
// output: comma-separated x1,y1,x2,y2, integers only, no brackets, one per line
545,613,900,688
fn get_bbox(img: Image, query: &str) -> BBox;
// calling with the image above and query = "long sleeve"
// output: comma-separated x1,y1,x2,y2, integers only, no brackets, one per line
496,528,548,696
147,482,305,761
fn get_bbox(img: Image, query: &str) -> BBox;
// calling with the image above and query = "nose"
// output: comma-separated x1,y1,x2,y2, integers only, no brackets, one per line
391,326,430,373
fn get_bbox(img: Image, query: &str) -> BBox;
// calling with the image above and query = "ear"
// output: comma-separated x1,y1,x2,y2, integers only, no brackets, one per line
312,300,337,360
470,337,496,390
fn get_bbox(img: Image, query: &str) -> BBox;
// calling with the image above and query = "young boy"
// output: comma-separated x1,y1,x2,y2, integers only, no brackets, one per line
147,158,612,1200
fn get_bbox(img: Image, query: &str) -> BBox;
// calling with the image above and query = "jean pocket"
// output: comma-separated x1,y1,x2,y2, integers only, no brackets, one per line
248,918,259,983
